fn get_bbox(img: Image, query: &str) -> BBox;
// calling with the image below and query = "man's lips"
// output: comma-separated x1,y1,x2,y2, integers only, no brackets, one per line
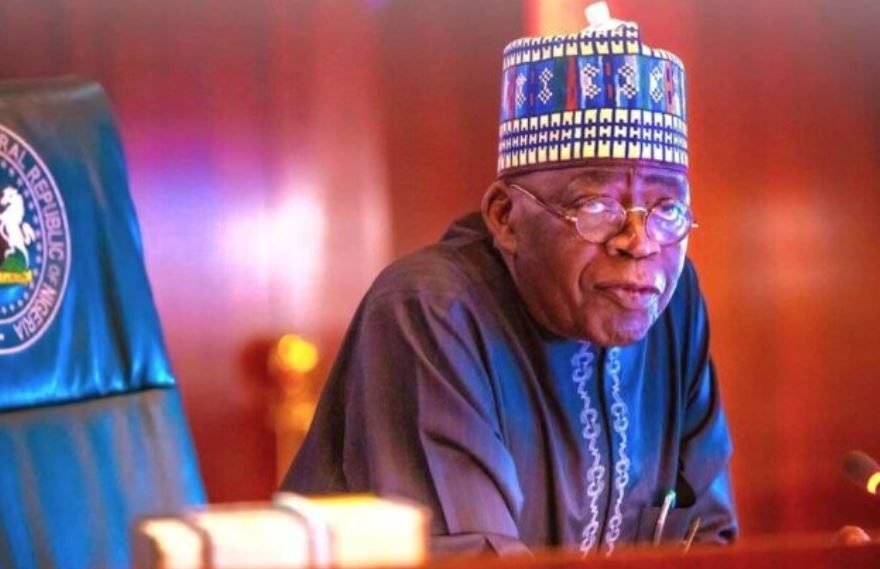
594,281,663,310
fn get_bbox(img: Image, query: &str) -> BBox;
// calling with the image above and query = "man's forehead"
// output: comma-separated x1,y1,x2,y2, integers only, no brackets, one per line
516,164,689,199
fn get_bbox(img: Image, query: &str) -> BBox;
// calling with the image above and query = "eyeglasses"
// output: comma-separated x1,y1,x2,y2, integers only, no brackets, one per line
508,183,697,246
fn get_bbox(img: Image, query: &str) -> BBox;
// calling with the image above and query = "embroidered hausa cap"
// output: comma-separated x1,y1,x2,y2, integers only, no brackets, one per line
497,2,687,176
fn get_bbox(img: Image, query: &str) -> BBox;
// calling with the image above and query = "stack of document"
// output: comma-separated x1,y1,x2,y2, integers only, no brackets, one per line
132,493,429,569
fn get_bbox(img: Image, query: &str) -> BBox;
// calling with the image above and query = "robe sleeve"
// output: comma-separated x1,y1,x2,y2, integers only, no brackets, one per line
283,285,530,556
677,263,739,544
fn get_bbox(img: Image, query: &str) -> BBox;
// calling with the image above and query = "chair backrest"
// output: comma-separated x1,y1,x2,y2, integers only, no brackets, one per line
0,77,205,569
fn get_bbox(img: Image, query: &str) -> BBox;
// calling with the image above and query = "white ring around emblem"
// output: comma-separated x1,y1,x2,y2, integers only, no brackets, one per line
0,123,71,355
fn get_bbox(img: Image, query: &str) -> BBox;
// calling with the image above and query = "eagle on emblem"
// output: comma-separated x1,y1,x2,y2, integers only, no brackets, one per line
0,186,36,271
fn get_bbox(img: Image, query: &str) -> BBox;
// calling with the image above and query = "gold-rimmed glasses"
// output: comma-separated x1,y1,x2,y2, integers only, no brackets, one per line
508,183,697,246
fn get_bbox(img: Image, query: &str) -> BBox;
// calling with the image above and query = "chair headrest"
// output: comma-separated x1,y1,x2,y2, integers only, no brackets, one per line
0,77,176,411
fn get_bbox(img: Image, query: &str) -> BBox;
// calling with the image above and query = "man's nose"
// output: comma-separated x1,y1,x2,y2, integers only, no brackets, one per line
604,209,662,258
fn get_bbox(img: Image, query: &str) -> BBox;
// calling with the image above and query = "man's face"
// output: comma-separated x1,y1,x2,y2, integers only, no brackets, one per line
498,163,690,346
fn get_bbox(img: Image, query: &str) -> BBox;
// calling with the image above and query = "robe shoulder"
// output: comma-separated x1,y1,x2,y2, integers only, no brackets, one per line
361,226,512,324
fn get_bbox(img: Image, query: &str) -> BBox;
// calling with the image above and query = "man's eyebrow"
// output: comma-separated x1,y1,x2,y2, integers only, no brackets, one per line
573,170,627,186
642,173,687,192
556,170,625,202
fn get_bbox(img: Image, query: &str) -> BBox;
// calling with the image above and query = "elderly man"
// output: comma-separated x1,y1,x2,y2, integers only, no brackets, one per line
282,4,737,556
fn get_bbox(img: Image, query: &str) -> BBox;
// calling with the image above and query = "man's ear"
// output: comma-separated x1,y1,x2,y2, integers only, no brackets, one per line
481,180,518,255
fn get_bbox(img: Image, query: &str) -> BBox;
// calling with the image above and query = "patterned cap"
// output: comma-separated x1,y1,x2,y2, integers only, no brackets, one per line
497,4,687,176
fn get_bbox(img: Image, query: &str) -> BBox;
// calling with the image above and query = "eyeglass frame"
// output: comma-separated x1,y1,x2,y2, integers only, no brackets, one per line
507,182,698,246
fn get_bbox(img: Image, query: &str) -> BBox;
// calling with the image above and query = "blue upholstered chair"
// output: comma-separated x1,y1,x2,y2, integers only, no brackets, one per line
0,78,205,569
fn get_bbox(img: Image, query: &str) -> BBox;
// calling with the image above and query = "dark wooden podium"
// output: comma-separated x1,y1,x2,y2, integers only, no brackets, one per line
430,535,880,569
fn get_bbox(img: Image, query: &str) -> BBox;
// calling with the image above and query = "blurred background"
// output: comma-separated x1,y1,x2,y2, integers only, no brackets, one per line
1,0,878,540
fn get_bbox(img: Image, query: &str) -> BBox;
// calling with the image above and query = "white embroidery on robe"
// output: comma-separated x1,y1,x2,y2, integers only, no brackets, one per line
571,342,604,554
602,347,630,554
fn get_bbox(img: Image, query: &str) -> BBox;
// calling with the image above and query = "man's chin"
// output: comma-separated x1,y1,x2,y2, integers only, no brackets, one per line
588,315,655,347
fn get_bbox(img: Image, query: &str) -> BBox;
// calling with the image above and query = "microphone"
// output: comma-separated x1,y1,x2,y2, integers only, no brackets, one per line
842,450,880,496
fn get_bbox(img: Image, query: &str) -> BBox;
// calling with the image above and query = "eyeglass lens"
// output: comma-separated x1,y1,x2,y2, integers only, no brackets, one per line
574,197,692,245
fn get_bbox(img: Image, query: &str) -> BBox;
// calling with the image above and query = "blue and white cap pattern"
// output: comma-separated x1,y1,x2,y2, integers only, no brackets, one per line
497,3,687,175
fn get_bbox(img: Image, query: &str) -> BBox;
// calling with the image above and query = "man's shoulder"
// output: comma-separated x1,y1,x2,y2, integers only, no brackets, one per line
666,258,704,318
656,257,710,364
357,214,510,319
367,233,502,309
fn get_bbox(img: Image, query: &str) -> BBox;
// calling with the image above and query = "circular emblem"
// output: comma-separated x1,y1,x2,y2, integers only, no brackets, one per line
0,124,70,354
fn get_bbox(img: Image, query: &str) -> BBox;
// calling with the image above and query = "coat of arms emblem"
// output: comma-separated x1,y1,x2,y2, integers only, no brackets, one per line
0,124,70,354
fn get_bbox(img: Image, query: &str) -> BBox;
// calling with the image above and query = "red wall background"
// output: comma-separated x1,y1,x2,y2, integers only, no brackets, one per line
1,0,879,540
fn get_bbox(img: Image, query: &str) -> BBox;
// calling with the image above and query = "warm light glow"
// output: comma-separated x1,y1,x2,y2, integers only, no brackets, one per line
275,334,319,374
526,0,591,35
272,192,327,330
221,185,327,330
867,472,880,495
